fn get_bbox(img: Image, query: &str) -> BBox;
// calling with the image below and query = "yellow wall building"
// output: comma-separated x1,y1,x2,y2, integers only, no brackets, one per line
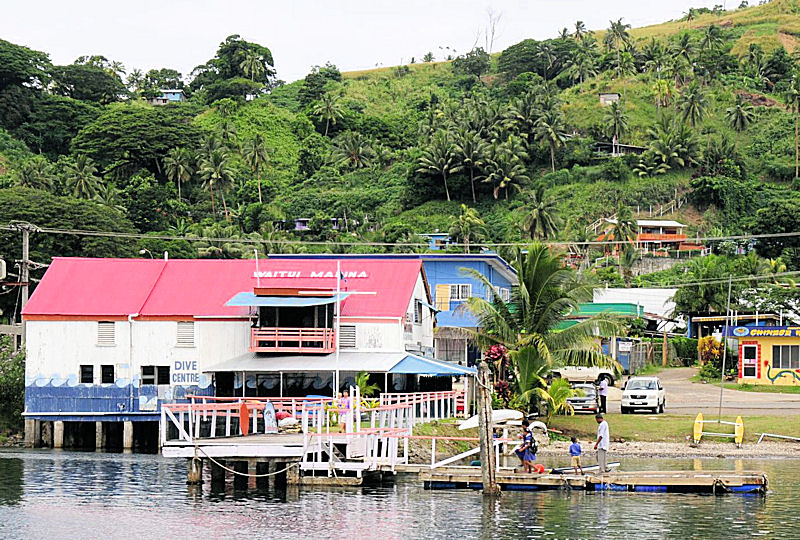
731,326,800,386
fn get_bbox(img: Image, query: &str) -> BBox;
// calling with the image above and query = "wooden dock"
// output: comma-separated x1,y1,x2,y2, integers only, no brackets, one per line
421,467,768,494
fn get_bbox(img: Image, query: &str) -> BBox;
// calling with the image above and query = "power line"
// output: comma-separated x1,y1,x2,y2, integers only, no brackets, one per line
2,223,800,248
634,270,800,290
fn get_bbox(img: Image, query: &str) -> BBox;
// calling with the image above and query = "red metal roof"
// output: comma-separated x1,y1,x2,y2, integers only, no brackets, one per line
23,257,424,319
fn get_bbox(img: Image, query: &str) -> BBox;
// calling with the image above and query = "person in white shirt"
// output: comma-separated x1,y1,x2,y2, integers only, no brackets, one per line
594,414,610,473
597,378,609,414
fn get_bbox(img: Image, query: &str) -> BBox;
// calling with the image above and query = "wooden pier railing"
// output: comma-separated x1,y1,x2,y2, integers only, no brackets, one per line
250,327,336,353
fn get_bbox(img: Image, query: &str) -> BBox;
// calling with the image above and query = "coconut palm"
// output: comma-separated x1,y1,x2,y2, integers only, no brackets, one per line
462,244,621,370
66,155,101,199
483,150,530,199
652,79,675,114
94,183,125,213
240,52,265,81
417,131,456,201
521,186,560,240
601,205,638,276
199,149,234,219
574,21,587,41
454,129,485,203
448,204,486,253
604,101,629,144
164,147,194,201
13,156,53,191
243,134,271,203
785,75,800,179
332,131,375,169
605,18,631,72
726,94,755,133
312,93,344,136
677,81,708,127
535,108,566,172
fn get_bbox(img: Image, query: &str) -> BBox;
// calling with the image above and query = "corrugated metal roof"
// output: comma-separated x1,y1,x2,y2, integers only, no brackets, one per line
24,258,423,319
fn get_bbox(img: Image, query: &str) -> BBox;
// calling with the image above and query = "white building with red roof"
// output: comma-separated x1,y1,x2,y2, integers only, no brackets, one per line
22,257,473,450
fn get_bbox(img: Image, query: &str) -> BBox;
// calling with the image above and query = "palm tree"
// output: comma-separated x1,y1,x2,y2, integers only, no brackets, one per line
417,131,456,201
240,52,265,81
536,42,556,82
601,205,638,276
332,131,375,169
66,155,101,199
785,75,800,179
199,149,234,219
462,244,620,372
243,134,271,203
454,129,485,203
13,156,53,191
726,94,755,133
652,79,674,115
164,147,194,201
355,371,380,398
574,21,587,41
448,204,486,253
605,18,631,73
312,93,344,136
483,150,530,199
677,81,708,127
604,101,629,147
700,25,723,55
535,108,566,172
94,183,125,213
521,186,560,240
671,33,695,81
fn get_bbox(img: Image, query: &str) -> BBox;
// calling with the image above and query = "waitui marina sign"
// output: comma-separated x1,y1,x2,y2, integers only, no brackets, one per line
252,270,369,279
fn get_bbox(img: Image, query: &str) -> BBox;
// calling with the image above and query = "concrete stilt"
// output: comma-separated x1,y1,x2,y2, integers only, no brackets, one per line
53,421,64,449
95,422,104,451
123,421,133,452
247,460,258,489
41,421,53,448
286,461,301,486
232,461,248,490
187,458,203,485
24,419,40,448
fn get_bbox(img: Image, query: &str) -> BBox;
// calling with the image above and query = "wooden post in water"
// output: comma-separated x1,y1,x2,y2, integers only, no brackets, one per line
477,361,500,496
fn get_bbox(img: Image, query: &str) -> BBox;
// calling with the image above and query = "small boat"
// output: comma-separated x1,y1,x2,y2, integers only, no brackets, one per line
550,461,621,475
458,409,523,430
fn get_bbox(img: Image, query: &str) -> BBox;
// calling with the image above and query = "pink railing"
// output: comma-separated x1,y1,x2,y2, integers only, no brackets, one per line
250,327,336,353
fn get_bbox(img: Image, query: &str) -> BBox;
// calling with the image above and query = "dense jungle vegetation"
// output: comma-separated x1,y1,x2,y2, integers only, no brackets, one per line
3,0,800,319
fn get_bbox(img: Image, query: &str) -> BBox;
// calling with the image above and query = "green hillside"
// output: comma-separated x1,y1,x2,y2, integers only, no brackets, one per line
3,0,800,317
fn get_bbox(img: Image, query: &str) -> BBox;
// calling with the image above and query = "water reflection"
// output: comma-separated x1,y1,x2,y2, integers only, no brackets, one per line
0,450,787,538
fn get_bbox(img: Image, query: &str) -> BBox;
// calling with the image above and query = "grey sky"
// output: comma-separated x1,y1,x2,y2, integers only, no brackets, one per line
4,0,721,83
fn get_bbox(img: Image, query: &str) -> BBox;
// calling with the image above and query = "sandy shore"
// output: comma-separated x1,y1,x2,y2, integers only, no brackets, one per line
538,439,800,459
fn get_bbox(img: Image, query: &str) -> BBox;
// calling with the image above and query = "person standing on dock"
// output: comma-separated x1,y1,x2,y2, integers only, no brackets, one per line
594,414,610,474
597,378,608,414
569,437,584,475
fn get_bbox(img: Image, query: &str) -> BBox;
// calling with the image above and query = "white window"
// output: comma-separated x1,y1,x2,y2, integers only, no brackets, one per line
449,284,472,301
97,322,116,346
499,287,511,302
773,345,800,370
413,300,423,324
176,321,195,347
339,325,356,348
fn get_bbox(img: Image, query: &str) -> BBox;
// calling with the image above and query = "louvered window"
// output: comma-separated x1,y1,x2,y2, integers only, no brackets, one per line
97,322,116,346
339,325,356,348
176,321,195,347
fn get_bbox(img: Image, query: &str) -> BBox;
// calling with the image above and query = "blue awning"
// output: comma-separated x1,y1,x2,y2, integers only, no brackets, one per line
389,354,476,376
225,292,350,307
419,299,440,313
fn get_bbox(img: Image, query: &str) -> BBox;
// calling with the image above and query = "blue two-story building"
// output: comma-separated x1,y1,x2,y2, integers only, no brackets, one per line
270,253,517,365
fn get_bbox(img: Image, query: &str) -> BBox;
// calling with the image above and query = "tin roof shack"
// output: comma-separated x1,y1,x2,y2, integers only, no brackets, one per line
728,326,800,386
688,313,781,339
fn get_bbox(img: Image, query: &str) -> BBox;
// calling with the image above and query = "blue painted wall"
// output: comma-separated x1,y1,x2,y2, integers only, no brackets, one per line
25,383,214,422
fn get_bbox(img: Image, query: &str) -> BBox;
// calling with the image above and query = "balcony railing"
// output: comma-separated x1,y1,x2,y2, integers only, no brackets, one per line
250,327,336,353
637,233,687,242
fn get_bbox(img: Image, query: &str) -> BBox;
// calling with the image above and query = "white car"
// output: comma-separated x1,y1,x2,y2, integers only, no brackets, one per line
551,366,615,386
566,383,600,414
621,376,666,414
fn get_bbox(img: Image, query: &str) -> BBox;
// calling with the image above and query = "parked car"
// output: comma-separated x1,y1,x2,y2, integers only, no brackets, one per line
621,376,666,414
566,383,600,414
551,366,615,386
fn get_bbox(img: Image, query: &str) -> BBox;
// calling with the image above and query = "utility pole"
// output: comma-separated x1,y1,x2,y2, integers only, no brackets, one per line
9,222,37,345
477,360,500,497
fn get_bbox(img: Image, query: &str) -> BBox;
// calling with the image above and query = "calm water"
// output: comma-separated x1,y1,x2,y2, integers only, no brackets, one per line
0,449,795,539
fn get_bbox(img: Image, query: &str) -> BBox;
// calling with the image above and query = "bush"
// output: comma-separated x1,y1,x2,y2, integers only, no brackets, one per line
0,336,24,432
601,157,632,182
698,361,719,380
670,337,699,366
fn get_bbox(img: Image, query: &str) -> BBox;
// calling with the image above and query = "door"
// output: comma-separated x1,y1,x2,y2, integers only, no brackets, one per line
741,344,758,378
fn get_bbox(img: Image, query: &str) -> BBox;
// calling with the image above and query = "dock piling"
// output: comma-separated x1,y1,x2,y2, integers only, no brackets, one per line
187,458,203,485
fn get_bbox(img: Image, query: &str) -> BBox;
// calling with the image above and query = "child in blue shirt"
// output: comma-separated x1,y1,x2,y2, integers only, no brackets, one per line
569,436,583,475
